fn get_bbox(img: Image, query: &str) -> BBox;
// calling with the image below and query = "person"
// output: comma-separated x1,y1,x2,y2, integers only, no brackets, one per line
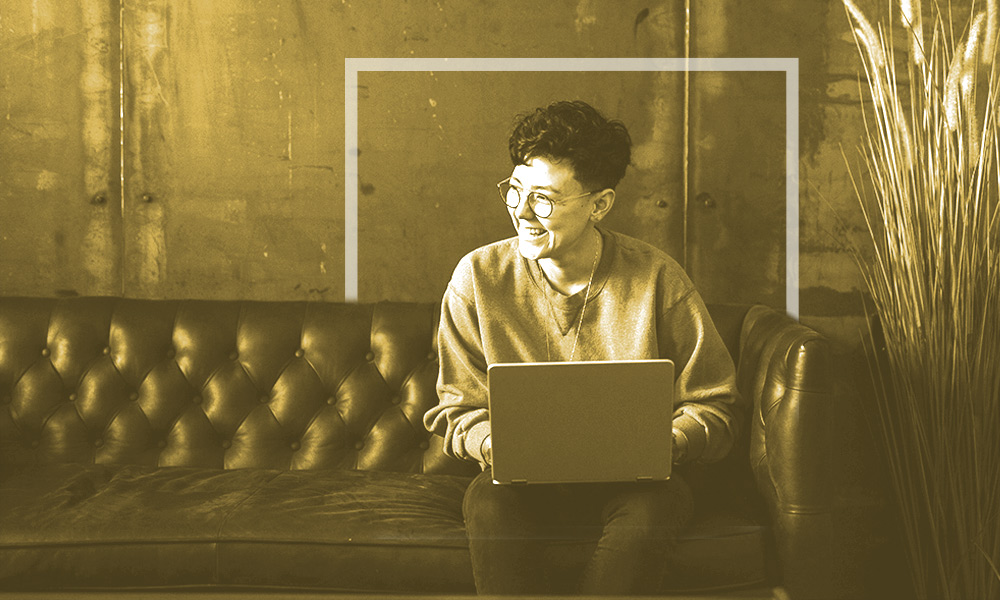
423,99,744,595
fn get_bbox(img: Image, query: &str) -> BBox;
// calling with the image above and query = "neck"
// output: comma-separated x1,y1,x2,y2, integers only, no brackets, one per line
538,226,602,296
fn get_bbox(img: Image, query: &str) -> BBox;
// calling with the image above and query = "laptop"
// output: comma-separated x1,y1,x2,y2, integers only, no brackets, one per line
486,359,675,485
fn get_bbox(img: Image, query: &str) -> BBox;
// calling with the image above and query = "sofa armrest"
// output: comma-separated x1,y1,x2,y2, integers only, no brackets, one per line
739,305,854,600
741,305,832,517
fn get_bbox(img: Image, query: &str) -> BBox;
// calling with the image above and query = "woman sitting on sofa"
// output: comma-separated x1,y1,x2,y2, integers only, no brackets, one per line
423,99,744,595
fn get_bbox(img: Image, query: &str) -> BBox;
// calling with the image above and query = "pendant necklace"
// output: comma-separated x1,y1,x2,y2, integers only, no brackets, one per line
542,231,602,362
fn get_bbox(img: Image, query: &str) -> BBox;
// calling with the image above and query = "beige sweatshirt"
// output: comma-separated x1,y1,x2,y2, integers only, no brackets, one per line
423,227,744,470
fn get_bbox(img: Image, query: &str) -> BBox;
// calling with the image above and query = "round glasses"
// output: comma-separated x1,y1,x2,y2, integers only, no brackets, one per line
496,177,598,219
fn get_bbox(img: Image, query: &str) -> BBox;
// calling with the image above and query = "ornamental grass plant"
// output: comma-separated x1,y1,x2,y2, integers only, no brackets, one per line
841,0,1000,598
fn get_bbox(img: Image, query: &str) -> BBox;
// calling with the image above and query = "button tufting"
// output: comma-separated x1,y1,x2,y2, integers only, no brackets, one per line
94,439,104,448
166,349,176,359
68,393,77,402
326,396,337,405
419,441,430,450
354,440,365,450
129,392,139,401
295,348,304,358
229,351,239,361
41,348,50,357
157,440,167,449
222,440,232,449
102,347,111,355
427,351,436,361
391,395,401,405
193,395,203,404
259,395,269,404
290,441,300,451
364,351,375,362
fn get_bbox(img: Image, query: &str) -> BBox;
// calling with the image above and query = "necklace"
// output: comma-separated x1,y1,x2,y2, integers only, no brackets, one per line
542,231,602,362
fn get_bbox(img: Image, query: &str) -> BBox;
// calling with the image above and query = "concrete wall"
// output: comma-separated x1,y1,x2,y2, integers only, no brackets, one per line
1,0,876,347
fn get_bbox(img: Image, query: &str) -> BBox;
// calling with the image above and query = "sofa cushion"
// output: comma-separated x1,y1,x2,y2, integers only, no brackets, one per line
213,469,475,592
0,464,474,593
1,463,766,593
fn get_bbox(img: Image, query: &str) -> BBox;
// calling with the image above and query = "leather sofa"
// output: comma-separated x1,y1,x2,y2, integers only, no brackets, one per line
0,297,868,597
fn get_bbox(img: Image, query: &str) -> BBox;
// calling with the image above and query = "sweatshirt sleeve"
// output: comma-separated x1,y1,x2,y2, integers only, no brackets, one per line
661,288,744,464
422,273,492,469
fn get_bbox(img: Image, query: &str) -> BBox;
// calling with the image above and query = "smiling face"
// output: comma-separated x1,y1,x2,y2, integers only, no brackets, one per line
507,156,602,263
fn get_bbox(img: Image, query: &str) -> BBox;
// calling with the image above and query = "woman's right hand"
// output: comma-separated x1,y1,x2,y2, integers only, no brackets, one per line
481,435,493,466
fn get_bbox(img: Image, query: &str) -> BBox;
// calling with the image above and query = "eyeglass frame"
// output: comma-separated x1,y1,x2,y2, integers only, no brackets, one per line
496,177,601,218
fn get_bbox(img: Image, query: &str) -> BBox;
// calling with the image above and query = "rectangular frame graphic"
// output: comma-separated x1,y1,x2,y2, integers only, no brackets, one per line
345,57,799,318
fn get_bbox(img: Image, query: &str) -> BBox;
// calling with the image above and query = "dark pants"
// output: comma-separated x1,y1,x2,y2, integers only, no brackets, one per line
463,469,693,595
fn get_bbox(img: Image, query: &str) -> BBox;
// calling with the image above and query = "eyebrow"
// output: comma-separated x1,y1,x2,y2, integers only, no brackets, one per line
510,177,560,194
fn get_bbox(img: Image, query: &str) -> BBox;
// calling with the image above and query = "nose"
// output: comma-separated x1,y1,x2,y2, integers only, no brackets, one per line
512,193,536,220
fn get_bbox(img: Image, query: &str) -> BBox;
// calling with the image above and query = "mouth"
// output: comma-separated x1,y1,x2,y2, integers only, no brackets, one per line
520,225,547,238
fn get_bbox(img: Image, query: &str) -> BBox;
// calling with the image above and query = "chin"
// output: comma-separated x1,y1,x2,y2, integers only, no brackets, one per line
516,238,546,261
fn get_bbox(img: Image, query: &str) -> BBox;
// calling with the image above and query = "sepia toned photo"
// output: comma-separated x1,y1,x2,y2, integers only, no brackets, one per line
1,1,997,599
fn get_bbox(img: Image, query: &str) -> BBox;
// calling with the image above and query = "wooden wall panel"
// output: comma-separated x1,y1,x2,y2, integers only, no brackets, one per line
688,69,787,309
687,0,873,343
121,0,342,300
0,0,121,297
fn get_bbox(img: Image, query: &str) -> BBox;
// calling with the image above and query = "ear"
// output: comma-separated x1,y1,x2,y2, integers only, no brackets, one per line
590,189,615,222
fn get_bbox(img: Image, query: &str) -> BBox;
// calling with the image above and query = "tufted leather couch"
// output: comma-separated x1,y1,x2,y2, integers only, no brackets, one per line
0,297,868,598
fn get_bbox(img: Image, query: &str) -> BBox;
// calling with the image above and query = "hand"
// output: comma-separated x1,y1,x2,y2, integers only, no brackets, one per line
481,435,493,466
672,429,688,464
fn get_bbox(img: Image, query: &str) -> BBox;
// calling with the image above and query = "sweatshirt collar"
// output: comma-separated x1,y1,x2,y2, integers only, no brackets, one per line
523,226,616,313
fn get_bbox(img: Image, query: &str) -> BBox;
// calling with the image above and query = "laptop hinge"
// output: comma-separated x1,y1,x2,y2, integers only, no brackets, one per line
511,479,528,485
636,476,654,482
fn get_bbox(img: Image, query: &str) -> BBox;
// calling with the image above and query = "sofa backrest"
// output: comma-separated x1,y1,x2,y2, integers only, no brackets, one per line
0,297,478,477
0,297,754,480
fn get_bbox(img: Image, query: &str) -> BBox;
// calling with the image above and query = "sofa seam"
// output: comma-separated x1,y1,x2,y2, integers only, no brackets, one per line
96,348,155,462
33,362,77,439
330,352,365,401
0,527,762,550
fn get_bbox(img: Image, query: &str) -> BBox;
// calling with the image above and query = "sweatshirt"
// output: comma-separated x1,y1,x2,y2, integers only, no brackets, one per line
422,227,744,470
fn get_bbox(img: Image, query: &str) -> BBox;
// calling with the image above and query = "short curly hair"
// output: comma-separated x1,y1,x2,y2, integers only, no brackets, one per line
508,100,632,191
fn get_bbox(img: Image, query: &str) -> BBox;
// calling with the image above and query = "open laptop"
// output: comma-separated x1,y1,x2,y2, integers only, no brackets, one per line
486,359,674,485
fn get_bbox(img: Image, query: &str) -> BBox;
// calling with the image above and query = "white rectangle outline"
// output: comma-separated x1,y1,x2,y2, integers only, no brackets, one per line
345,58,799,319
